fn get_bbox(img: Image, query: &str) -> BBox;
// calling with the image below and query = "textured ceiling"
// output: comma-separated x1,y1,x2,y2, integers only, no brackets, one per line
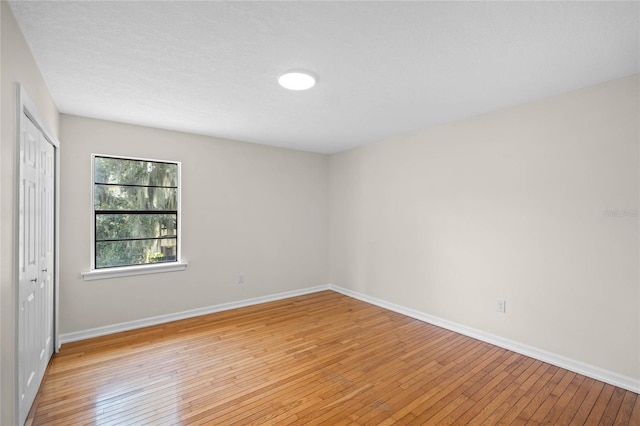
9,1,640,154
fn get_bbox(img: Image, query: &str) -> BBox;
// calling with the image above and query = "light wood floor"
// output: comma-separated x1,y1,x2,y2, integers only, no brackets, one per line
28,291,639,425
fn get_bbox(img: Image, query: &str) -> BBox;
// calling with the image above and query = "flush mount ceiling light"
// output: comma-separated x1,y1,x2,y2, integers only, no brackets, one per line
278,71,317,91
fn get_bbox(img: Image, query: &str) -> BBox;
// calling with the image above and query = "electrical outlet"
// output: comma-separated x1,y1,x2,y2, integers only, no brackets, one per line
237,273,245,284
496,299,506,313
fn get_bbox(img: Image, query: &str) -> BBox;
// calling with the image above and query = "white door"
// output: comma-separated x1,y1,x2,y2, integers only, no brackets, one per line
18,112,55,425
38,127,55,376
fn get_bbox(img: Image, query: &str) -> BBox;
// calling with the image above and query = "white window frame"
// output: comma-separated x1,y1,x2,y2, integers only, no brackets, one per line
82,153,187,281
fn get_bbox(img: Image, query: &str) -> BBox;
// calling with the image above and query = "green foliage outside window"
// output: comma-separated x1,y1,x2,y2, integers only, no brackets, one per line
94,156,179,269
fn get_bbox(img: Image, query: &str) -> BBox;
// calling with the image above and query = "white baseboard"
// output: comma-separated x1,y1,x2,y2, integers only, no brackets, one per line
59,284,331,344
59,283,639,393
328,284,640,394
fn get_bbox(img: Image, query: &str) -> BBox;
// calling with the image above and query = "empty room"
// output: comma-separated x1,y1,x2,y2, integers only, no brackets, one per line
1,1,639,425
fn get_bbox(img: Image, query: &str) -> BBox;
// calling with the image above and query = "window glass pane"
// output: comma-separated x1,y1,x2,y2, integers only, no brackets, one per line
95,157,177,187
95,185,177,211
93,155,180,269
96,239,177,268
96,214,177,240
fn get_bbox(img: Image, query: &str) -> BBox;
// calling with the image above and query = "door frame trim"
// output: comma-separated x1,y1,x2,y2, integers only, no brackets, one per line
15,84,60,425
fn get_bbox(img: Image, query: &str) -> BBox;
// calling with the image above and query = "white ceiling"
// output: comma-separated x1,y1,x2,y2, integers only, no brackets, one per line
9,1,640,154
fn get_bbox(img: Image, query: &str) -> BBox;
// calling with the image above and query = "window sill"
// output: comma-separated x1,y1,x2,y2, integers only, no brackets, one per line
82,262,188,281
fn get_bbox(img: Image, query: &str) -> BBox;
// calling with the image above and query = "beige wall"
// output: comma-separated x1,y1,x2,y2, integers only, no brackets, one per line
1,2,60,424
59,115,329,333
329,74,640,381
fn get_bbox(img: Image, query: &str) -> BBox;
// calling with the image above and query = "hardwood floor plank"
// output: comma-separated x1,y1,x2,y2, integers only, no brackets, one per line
407,352,519,423
26,291,638,425
614,391,638,425
552,376,597,424
526,369,574,423
473,357,539,426
469,359,560,425
570,380,606,425
599,386,627,425
584,384,616,424
480,363,553,425
629,395,640,426
375,346,506,424
512,365,564,422
541,373,586,424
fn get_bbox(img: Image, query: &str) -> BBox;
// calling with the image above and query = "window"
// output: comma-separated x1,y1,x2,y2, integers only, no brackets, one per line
92,155,180,269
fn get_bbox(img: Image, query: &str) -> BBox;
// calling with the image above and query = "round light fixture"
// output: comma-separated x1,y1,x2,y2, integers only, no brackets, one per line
278,71,316,91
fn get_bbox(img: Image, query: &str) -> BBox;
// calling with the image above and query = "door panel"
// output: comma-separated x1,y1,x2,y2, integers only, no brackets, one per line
39,132,55,375
18,116,40,416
